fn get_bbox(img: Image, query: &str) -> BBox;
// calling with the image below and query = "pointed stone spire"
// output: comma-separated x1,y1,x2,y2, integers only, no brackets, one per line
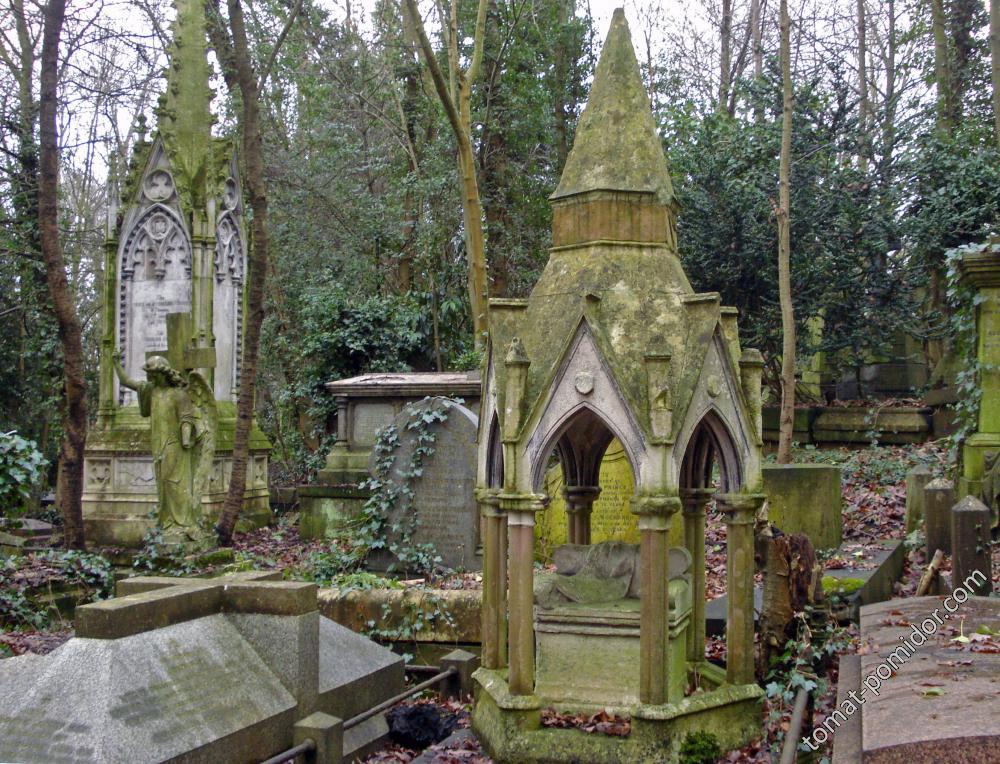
157,0,215,206
552,8,674,205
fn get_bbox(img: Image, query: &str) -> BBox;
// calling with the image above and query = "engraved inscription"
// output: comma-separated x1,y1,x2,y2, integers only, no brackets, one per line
0,715,93,763
352,403,396,448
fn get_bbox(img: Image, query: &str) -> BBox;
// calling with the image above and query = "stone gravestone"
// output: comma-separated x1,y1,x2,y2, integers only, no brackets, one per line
536,438,643,560
369,397,479,571
0,571,405,763
905,463,933,533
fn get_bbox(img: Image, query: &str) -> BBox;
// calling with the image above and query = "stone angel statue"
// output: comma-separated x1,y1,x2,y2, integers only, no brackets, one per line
114,353,217,533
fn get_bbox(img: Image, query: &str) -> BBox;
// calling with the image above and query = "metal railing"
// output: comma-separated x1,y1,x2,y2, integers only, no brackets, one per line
258,665,458,763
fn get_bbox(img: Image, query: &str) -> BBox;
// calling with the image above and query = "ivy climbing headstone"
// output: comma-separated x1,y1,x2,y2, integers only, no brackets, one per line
366,397,480,572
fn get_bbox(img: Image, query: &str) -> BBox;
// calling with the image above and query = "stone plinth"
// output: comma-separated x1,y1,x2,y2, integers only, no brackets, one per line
83,405,271,547
924,478,955,556
298,485,371,540
951,496,993,596
905,464,934,533
763,463,843,549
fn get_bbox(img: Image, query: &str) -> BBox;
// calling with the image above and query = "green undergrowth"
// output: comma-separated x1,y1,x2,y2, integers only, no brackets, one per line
768,442,948,486
0,550,113,631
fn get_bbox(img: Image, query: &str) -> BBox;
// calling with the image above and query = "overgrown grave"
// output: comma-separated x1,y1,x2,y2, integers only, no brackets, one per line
362,396,479,574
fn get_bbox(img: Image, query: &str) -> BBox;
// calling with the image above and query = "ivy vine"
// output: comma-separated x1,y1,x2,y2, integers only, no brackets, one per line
944,240,996,469
357,397,459,575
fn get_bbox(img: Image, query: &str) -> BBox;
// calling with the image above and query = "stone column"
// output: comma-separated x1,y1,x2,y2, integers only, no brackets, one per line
318,396,351,484
479,490,504,669
681,487,713,663
716,493,764,686
564,486,600,544
634,494,680,705
504,494,545,696
957,243,1000,499
334,396,349,445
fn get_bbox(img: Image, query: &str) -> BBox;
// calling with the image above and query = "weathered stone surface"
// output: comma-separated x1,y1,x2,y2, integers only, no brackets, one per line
317,616,404,760
924,478,955,556
950,496,993,596
812,407,932,445
843,597,1000,762
0,615,297,764
763,463,843,549
905,464,933,533
298,485,370,540
318,586,482,644
369,397,480,571
84,0,271,550
1,573,408,763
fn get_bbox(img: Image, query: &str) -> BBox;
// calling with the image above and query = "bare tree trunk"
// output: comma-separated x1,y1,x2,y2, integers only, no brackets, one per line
758,532,821,676
216,0,269,545
930,0,955,137
992,0,1000,146
751,0,762,80
777,0,796,466
39,0,86,549
552,0,575,172
750,0,763,121
404,0,490,349
857,0,870,174
880,0,897,187
719,0,733,115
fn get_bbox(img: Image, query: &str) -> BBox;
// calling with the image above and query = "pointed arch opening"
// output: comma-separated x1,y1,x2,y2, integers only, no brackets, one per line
531,403,639,548
680,407,744,493
486,413,504,489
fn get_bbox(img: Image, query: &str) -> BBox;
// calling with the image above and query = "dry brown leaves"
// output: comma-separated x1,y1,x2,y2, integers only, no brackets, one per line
540,708,631,737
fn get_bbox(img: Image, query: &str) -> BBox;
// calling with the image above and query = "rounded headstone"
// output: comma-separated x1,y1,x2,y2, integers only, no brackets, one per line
367,397,479,572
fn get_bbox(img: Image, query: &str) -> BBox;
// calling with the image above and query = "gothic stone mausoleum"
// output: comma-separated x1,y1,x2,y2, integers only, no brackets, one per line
83,0,270,546
472,10,767,761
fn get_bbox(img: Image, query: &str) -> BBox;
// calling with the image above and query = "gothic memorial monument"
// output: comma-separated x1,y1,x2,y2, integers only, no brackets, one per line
83,0,270,546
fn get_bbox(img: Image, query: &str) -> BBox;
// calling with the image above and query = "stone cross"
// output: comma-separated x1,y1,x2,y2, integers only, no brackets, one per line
148,311,216,375
78,570,312,638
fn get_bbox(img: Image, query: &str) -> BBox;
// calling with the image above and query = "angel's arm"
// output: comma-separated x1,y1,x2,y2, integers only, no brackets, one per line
113,352,143,391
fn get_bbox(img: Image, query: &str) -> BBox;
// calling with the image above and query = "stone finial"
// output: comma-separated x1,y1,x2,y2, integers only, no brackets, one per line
505,336,529,367
156,0,215,205
550,8,675,206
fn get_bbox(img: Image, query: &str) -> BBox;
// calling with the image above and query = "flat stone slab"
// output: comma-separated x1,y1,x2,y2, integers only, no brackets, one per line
837,596,1000,762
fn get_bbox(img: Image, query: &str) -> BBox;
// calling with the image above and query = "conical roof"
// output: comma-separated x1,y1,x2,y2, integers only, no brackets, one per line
551,8,675,205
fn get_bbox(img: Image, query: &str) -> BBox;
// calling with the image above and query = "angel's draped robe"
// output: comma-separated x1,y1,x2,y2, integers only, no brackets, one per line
137,382,200,528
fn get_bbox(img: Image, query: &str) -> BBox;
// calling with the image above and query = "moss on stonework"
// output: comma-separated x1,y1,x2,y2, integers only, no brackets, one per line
823,576,865,595
552,8,675,206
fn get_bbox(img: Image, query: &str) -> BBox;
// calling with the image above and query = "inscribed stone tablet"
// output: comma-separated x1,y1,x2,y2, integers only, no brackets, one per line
368,397,479,571
536,439,648,561
352,402,397,448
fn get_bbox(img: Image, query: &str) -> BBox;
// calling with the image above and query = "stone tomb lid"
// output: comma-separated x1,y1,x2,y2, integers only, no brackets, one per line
857,596,1000,759
325,371,480,398
0,614,295,764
